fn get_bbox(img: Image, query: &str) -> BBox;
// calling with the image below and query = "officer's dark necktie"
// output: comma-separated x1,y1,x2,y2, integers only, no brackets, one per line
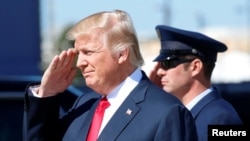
87,97,110,141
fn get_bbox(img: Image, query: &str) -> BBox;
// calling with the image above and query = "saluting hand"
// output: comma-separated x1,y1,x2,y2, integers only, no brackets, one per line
148,62,162,88
38,48,78,97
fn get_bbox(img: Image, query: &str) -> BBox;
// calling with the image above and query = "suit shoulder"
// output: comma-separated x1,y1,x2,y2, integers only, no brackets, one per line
145,83,183,106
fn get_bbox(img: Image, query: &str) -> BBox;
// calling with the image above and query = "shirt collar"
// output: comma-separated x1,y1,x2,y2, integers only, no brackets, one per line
186,87,213,110
106,68,142,104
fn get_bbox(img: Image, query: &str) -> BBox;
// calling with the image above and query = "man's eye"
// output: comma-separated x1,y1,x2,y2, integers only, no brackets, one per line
161,61,171,69
83,51,93,55
160,61,178,69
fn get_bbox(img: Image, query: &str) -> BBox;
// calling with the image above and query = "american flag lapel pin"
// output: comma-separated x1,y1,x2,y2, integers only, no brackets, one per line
126,108,132,115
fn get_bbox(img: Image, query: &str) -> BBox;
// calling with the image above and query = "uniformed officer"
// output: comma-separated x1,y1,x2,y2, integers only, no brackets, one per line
149,25,243,141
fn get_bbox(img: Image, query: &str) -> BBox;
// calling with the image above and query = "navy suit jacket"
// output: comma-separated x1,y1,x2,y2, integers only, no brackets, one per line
190,87,243,141
23,71,197,141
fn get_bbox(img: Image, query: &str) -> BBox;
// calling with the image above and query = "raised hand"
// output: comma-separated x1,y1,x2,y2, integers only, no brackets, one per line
38,48,78,97
148,62,162,88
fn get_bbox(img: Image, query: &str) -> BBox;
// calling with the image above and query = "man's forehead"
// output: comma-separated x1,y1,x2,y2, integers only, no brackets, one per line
76,28,105,41
75,35,103,51
74,35,90,46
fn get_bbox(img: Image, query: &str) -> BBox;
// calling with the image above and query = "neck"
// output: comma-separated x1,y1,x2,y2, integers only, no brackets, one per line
99,65,137,95
180,80,210,106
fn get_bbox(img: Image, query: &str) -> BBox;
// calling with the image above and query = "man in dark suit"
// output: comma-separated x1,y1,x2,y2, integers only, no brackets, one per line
149,25,243,141
23,10,197,141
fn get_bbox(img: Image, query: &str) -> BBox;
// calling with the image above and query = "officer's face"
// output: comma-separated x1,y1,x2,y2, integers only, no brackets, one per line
157,57,195,98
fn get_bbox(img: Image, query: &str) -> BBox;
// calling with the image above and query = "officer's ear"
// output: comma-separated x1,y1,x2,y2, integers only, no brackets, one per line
190,58,203,76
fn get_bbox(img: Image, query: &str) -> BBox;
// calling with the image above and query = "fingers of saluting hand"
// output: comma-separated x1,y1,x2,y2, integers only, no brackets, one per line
149,62,160,79
39,49,78,97
149,62,162,87
50,48,77,70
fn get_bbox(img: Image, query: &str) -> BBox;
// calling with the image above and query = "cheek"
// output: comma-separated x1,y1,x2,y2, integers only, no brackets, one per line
172,70,191,89
165,69,184,85
98,58,119,79
173,70,186,81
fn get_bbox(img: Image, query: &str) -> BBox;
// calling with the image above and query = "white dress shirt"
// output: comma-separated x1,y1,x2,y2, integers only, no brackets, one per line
98,68,142,136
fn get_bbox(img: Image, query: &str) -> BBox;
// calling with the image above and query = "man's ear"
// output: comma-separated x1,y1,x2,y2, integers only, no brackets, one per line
191,59,203,76
118,48,129,64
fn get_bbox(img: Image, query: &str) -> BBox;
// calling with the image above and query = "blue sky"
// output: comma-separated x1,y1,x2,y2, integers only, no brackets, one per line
39,0,250,82
40,0,249,38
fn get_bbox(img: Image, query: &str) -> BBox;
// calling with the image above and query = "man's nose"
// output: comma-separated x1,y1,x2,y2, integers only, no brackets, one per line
76,55,88,68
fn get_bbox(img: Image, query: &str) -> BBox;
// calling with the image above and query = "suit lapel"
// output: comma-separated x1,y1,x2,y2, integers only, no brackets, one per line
190,88,221,119
98,98,140,141
75,95,101,141
98,72,149,141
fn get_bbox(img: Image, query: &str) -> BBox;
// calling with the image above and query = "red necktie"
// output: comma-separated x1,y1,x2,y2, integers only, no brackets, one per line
87,97,110,141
